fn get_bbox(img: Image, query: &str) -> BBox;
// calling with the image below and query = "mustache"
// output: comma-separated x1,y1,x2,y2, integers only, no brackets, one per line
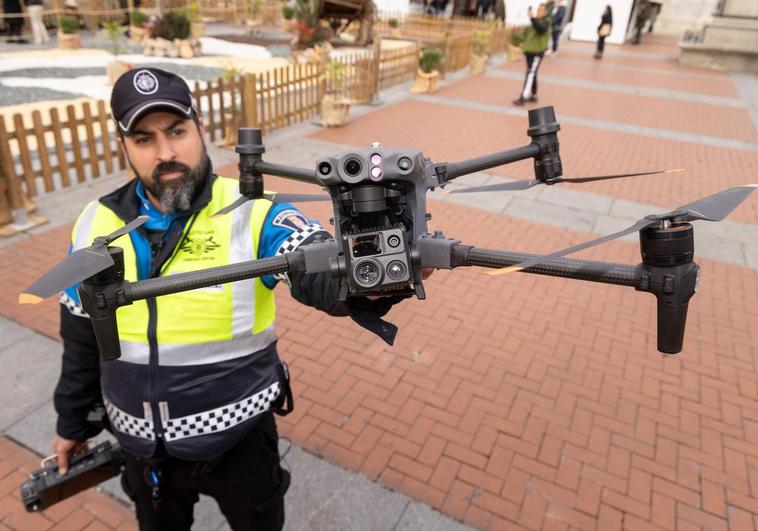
152,161,192,182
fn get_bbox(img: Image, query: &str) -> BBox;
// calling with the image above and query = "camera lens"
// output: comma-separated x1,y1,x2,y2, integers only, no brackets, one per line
318,162,332,175
397,157,412,171
387,235,401,248
353,259,382,288
386,260,407,281
344,159,362,176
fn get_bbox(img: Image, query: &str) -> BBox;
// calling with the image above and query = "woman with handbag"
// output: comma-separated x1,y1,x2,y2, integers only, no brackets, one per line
594,5,612,59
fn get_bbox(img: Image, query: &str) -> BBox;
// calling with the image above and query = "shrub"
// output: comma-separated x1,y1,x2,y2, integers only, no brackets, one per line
130,10,149,27
419,47,442,73
473,30,491,56
326,60,346,93
510,26,527,46
282,5,295,20
102,20,126,55
154,11,191,41
388,18,398,28
60,14,79,34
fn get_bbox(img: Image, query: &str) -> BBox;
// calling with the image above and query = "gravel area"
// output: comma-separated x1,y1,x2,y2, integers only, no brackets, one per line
0,84,87,105
0,67,106,78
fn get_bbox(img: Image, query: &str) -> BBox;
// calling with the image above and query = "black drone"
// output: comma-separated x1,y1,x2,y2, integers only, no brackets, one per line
20,107,756,358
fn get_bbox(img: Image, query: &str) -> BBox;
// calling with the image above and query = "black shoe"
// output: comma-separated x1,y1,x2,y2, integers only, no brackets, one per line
512,97,526,106
593,53,602,59
527,95,538,103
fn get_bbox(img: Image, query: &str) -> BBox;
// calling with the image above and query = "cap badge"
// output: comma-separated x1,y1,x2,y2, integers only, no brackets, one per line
133,70,159,95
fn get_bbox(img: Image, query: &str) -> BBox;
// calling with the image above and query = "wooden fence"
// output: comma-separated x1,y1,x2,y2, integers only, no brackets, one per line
0,19,504,231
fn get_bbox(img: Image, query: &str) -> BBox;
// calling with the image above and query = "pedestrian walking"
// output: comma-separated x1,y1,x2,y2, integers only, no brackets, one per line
3,0,25,42
494,0,505,23
477,0,491,18
633,0,653,44
513,3,551,106
25,0,49,44
594,5,612,59
549,0,566,55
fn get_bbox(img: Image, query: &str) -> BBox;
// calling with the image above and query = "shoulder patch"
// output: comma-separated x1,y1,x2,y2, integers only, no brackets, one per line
271,209,310,231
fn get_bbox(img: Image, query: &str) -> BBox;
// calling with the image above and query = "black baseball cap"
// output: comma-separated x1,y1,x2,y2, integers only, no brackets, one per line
111,68,197,135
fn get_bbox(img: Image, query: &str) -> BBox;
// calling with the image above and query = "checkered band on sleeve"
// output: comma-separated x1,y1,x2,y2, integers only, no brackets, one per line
162,382,280,442
273,225,327,285
104,399,155,441
59,291,88,318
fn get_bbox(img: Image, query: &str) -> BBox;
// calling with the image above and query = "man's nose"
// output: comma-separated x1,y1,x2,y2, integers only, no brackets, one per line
155,133,176,161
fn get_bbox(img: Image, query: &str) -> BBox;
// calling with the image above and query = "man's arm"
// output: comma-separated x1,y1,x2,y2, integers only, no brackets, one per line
531,16,549,33
259,204,406,343
54,298,103,441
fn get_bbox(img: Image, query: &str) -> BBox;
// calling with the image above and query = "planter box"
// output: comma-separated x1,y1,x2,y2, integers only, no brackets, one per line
469,53,488,74
107,60,132,85
410,69,439,94
58,33,80,50
129,25,146,42
320,94,350,127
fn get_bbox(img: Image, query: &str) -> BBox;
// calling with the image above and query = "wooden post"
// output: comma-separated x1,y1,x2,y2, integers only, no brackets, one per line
52,0,62,36
128,0,135,25
371,36,382,104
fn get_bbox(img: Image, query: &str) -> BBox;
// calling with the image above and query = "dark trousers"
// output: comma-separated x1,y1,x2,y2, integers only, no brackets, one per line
596,36,606,55
551,29,561,52
122,414,290,531
521,52,544,99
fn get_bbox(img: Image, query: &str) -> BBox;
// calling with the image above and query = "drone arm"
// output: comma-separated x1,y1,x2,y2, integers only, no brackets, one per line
452,246,640,287
254,161,322,186
442,144,541,183
124,253,300,302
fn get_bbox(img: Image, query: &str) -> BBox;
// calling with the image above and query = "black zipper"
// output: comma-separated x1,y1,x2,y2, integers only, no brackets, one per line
146,212,199,440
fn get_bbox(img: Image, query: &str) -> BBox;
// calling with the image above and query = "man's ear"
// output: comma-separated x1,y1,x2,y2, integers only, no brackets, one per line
196,117,207,137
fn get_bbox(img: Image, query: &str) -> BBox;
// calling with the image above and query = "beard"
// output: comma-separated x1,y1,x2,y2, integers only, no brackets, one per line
135,153,210,213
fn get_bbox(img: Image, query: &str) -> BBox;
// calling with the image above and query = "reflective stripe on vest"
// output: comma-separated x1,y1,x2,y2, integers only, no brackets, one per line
70,177,277,362
162,381,280,442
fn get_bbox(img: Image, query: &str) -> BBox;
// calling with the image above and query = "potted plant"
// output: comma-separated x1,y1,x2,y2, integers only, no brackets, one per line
410,47,442,94
388,17,400,36
508,26,526,61
102,21,132,85
246,0,263,32
321,60,350,127
129,9,149,42
281,4,295,31
470,29,491,74
187,2,205,38
289,0,331,63
58,14,80,49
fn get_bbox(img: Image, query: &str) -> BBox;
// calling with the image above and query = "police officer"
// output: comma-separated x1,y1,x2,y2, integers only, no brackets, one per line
51,67,399,531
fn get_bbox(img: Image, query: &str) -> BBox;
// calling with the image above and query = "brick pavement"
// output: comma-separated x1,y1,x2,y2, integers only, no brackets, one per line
2,35,758,531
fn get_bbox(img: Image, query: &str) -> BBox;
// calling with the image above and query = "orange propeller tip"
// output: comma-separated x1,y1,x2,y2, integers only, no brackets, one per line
666,168,686,173
746,184,758,188
18,293,43,305
486,266,523,276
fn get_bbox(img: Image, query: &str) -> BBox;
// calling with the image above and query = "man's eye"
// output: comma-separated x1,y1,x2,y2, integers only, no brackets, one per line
134,136,151,145
170,128,186,137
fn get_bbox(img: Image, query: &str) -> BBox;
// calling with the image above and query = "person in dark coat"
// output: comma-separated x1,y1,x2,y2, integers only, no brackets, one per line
3,0,25,42
549,0,566,54
594,5,612,59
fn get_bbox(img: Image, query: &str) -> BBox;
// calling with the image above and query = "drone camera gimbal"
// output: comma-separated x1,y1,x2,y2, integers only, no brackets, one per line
22,106,755,359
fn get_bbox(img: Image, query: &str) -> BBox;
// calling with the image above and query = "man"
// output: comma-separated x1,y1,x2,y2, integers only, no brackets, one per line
549,0,566,55
52,67,399,530
513,4,551,106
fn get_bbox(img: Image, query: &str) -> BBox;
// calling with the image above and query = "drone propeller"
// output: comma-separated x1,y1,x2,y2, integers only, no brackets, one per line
211,192,331,218
19,215,149,303
487,184,757,276
447,169,685,194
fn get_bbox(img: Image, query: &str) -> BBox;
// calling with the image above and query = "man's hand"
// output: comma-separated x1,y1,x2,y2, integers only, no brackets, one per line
52,436,88,475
